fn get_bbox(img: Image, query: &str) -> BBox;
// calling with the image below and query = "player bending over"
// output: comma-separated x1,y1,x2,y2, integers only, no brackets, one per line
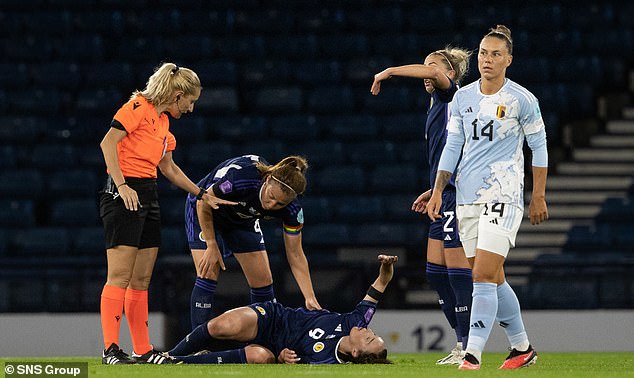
167,255,398,364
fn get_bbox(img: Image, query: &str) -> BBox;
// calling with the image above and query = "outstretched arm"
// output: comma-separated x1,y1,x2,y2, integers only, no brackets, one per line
371,65,451,95
363,255,398,303
283,232,321,310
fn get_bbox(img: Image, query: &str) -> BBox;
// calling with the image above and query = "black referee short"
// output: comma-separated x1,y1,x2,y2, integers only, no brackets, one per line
99,176,161,249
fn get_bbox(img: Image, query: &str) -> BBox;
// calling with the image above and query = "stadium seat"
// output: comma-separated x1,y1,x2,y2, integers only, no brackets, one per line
301,223,352,247
252,87,303,114
313,166,366,194
382,194,423,223
269,115,320,142
307,85,355,114
0,63,30,88
266,35,318,59
353,223,408,245
160,227,188,256
185,142,234,170
300,196,333,223
240,60,292,87
214,116,269,141
72,227,105,255
293,61,342,85
363,86,416,114
54,35,105,62
294,7,345,32
4,36,54,62
0,145,16,168
164,35,213,60
10,227,70,257
180,9,232,34
161,198,186,227
49,199,99,227
346,7,403,33
169,116,208,143
215,35,265,59
0,200,36,228
0,116,46,142
75,89,124,116
380,113,426,141
194,87,239,114
195,61,238,85
30,144,76,168
0,169,44,199
318,33,369,58
331,196,384,222
235,9,294,33
345,57,394,84
82,62,134,90
346,141,397,166
46,269,84,311
294,140,345,167
30,62,81,90
372,34,421,59
73,10,125,35
324,114,379,140
406,5,456,32
234,140,286,163
11,89,61,115
369,164,421,194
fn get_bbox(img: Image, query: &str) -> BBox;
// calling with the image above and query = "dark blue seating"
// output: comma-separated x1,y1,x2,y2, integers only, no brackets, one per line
266,35,318,59
195,87,239,114
54,35,105,62
116,37,163,62
332,196,384,222
313,166,365,194
0,145,16,168
319,34,369,58
324,114,379,140
73,10,124,34
215,35,265,59
0,63,30,87
293,61,342,85
164,36,213,60
300,197,333,223
11,89,61,115
295,140,345,167
235,140,286,163
30,62,81,90
83,62,134,90
380,113,426,141
240,61,292,87
253,87,303,114
0,200,35,227
30,144,76,168
185,142,234,170
160,198,186,227
0,117,46,143
160,227,188,256
345,57,394,84
169,116,208,143
353,223,408,245
195,61,238,85
48,169,98,198
307,85,355,114
0,169,43,199
369,164,421,194
362,86,416,114
347,141,398,166
301,223,352,247
49,199,99,227
72,227,105,255
10,227,70,256
75,89,124,115
235,9,294,33
269,115,320,142
214,116,268,141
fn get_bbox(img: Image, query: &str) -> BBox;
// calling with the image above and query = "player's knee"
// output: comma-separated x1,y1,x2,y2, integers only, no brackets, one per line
208,315,236,337
245,347,274,364
471,270,497,283
106,270,133,288
128,275,152,290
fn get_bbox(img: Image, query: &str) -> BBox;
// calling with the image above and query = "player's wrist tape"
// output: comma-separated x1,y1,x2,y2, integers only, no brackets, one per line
366,286,384,301
196,187,207,200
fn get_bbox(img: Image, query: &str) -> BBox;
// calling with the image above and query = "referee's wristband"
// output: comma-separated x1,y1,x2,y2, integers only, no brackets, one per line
117,182,128,189
196,187,207,200
366,285,384,301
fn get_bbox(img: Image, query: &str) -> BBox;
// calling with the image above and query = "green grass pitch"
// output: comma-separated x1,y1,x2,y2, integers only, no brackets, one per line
3,353,634,377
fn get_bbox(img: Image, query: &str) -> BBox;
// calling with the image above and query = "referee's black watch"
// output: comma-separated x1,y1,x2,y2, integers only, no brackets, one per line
196,187,207,200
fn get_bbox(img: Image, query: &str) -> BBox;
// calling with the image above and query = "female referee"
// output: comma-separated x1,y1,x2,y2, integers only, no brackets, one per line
185,154,321,330
371,46,473,365
98,62,235,365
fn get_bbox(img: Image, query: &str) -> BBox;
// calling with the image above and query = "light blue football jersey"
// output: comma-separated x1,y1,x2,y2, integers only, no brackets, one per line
438,78,546,206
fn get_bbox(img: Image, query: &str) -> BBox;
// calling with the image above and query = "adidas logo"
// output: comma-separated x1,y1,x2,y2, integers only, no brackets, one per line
471,320,486,329
103,355,120,364
489,218,499,225
465,106,473,113
146,353,167,364
444,234,452,241
499,321,509,328
335,324,342,332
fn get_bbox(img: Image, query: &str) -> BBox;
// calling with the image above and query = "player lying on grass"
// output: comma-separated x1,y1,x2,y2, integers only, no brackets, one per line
167,255,398,364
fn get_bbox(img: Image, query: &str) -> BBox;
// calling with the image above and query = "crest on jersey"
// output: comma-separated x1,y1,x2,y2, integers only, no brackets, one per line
219,180,233,194
496,105,506,118
313,342,325,353
255,306,266,315
198,231,205,242
297,209,304,223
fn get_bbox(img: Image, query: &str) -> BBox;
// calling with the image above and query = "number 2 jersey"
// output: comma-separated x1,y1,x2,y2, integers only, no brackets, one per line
248,300,377,364
438,78,548,207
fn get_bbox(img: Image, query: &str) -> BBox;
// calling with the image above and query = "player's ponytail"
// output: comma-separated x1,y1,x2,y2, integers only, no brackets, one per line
257,155,308,196
132,62,201,106
432,46,472,85
485,24,513,54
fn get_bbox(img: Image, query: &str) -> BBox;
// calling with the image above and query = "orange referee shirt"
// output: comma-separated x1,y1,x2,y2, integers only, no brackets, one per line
111,96,176,178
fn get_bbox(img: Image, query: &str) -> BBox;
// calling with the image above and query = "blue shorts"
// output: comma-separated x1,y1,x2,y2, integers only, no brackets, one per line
248,301,287,356
185,202,265,256
428,187,462,248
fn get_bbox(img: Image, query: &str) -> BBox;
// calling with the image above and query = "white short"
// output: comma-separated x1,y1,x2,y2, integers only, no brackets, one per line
456,203,523,258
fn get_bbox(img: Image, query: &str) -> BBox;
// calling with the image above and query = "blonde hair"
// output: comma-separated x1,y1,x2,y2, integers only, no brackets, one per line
256,156,308,196
132,62,201,106
484,24,513,54
428,46,472,84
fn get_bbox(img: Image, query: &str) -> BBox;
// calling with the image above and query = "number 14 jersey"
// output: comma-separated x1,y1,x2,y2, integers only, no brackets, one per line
439,78,546,207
